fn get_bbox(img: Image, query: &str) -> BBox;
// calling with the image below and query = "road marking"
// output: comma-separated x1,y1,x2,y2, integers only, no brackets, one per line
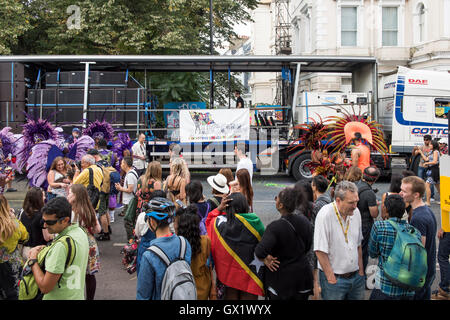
113,243,127,247
130,276,137,281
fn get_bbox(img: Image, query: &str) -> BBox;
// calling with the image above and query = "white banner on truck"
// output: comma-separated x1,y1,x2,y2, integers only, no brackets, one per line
180,109,250,143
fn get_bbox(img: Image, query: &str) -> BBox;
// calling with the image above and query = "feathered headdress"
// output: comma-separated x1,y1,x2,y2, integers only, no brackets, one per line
15,116,60,172
288,115,330,153
112,132,134,170
0,127,18,159
82,120,115,142
324,107,388,163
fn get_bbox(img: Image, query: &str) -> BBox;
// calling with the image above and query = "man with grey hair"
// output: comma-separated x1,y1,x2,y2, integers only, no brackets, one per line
73,154,103,198
314,181,365,300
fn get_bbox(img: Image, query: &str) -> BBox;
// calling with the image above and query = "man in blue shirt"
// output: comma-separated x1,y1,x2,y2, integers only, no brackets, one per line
136,198,191,300
400,176,437,300
369,194,422,300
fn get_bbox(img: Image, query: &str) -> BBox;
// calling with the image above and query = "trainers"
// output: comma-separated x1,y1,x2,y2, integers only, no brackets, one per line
431,287,449,300
6,188,17,192
430,198,435,203
96,233,110,241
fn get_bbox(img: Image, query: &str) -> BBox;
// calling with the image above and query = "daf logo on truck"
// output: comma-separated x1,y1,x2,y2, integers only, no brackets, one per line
408,78,428,85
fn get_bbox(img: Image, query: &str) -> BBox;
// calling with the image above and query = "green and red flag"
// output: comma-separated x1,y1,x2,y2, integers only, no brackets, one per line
206,209,265,296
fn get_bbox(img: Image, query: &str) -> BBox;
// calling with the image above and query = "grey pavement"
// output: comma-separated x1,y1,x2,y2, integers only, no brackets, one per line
4,172,444,300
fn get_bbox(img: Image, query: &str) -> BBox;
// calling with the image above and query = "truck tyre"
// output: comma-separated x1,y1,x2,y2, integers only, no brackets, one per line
292,152,313,181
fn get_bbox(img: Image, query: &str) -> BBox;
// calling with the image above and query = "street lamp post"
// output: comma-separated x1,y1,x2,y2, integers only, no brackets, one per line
209,0,214,109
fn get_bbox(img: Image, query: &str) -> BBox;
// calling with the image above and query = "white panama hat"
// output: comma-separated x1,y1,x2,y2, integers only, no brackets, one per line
207,173,230,194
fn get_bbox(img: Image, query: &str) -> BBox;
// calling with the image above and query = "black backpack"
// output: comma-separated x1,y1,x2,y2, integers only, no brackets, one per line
86,167,100,208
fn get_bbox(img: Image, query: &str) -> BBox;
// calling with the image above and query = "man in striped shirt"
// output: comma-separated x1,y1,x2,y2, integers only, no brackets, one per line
368,194,422,300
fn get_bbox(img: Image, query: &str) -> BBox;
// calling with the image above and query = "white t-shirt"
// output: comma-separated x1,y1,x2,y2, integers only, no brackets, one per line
135,211,148,239
131,142,147,170
236,157,253,184
122,169,138,205
314,201,363,274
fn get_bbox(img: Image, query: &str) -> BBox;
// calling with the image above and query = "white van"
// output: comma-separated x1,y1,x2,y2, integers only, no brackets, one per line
379,66,450,154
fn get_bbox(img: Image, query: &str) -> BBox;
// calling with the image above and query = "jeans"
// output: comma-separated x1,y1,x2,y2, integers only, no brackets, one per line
413,273,435,300
369,289,413,300
319,270,365,300
438,232,450,293
361,223,373,275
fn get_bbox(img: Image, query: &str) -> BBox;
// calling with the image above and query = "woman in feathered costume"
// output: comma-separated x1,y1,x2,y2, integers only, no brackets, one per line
16,116,95,188
0,127,20,193
288,107,388,184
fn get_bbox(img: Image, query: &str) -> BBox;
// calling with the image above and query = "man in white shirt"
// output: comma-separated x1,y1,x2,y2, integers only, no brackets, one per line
234,144,253,183
115,156,139,240
132,133,147,177
314,181,365,300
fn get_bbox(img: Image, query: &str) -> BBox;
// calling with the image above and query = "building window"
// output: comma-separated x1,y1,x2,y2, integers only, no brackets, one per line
341,7,357,46
418,3,425,43
382,7,398,46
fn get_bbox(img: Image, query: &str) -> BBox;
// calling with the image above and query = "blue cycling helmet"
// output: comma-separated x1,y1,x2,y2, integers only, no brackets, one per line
144,197,175,222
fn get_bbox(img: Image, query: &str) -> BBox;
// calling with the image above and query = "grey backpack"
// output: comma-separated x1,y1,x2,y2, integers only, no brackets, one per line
148,236,197,300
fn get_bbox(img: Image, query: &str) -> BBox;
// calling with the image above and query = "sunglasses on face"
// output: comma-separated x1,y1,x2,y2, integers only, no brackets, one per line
40,217,65,226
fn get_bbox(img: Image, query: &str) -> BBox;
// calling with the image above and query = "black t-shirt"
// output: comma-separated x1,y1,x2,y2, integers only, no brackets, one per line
19,210,47,247
207,196,222,212
410,205,437,282
255,213,313,298
356,181,377,229
236,96,244,108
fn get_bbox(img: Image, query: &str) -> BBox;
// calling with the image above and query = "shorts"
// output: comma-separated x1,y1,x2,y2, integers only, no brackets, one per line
97,192,110,216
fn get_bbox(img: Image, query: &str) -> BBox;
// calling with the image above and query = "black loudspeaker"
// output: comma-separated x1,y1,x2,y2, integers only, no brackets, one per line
54,106,84,124
0,62,36,82
0,82,26,102
115,88,145,104
0,101,26,125
45,72,72,86
87,105,117,123
57,89,84,105
88,89,115,104
27,89,57,105
97,71,127,86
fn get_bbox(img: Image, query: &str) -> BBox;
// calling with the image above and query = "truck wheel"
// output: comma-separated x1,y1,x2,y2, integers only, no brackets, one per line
292,152,313,181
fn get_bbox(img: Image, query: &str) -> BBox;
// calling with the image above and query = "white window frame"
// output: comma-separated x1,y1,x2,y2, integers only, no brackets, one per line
378,0,405,47
337,0,364,48
413,2,427,45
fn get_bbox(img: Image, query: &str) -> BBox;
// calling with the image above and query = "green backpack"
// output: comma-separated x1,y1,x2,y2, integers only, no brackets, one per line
18,235,76,300
383,220,428,292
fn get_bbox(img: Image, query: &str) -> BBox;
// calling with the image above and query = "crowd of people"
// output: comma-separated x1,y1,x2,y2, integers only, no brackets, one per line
0,130,449,301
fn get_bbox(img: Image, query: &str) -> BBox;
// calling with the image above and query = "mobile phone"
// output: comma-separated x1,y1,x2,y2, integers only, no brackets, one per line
175,199,186,209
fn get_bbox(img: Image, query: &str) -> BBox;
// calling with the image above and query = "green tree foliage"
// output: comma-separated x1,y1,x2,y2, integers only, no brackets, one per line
0,0,31,54
8,0,256,107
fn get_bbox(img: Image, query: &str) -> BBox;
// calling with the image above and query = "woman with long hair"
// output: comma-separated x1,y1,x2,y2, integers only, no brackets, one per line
219,168,234,189
19,187,52,251
136,161,163,214
293,180,315,222
206,193,265,300
0,195,28,300
47,156,70,200
67,184,101,300
230,169,254,212
344,166,362,183
164,157,187,206
186,180,209,235
424,140,441,206
255,187,313,300
174,204,215,300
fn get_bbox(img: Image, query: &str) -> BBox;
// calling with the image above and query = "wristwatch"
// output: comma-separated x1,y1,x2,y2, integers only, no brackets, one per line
27,259,38,267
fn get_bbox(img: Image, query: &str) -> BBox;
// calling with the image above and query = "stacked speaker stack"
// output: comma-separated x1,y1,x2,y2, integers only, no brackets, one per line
0,63,36,133
27,70,146,135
